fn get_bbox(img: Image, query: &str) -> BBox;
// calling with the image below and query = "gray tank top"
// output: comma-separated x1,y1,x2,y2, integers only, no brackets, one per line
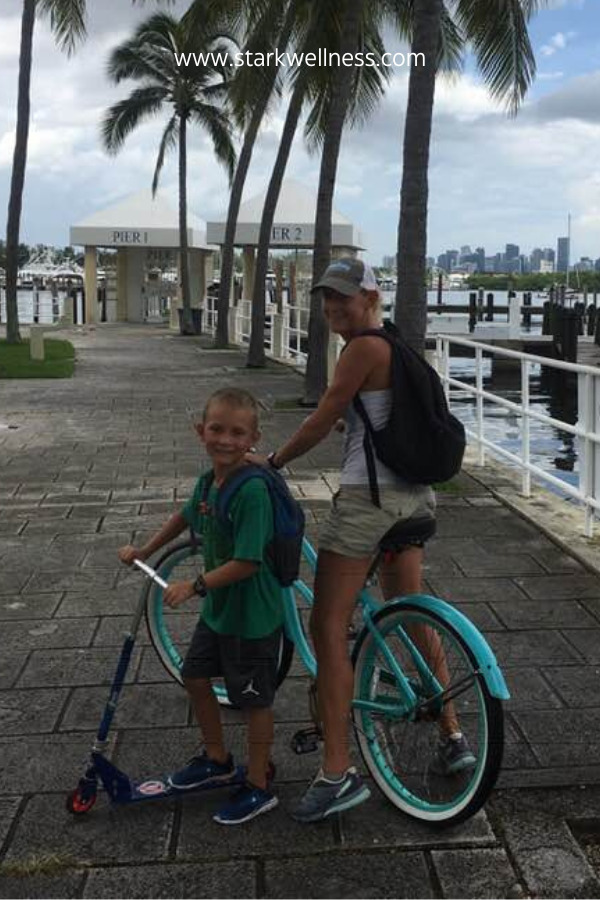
340,389,408,487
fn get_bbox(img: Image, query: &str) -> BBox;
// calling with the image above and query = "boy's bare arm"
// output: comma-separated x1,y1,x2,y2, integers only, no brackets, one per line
164,559,259,608
118,511,189,565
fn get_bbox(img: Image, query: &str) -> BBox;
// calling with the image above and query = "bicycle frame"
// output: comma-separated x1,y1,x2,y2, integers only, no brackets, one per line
288,538,508,714
286,540,446,720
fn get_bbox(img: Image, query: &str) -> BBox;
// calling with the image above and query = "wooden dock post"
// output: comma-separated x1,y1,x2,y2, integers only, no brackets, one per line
468,293,477,332
477,287,484,321
437,272,443,305
587,304,596,337
523,291,532,329
486,292,494,322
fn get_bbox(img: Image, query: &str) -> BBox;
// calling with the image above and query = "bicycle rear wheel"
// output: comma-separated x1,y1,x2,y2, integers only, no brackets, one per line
144,539,294,702
352,601,503,826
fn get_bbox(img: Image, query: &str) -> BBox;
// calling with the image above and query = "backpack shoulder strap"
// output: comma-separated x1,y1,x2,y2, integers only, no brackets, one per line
216,464,267,523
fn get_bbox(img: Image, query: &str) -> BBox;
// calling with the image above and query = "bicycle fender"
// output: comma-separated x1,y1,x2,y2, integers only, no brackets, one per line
379,594,510,701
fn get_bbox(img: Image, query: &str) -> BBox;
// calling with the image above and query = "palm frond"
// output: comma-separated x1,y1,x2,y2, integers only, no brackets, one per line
152,115,179,195
456,0,536,112
37,0,87,55
190,102,237,182
101,87,168,154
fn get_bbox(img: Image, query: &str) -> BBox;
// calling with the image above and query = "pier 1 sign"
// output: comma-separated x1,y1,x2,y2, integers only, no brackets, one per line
110,231,149,245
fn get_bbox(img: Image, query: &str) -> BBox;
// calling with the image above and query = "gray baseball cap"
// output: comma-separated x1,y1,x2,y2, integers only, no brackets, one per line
312,257,380,297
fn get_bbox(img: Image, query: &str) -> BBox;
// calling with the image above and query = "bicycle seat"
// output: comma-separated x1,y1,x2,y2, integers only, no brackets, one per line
378,517,436,553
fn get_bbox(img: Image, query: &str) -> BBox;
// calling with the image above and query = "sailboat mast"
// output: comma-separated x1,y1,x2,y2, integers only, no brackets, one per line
566,213,571,290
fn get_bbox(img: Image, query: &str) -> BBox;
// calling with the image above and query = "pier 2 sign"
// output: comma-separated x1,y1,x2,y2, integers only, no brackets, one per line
271,225,304,243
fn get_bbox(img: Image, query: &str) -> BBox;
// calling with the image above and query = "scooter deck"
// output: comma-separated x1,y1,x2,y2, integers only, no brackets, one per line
92,752,245,805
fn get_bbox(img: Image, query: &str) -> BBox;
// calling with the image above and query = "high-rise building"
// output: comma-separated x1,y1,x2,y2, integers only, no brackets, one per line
475,247,485,272
381,255,396,270
530,248,543,272
557,237,570,273
505,243,519,261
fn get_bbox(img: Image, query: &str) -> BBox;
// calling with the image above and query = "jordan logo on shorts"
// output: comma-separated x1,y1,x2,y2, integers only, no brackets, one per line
241,679,260,697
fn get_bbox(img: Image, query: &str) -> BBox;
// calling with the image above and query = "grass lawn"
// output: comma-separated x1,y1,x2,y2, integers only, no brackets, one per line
0,338,75,378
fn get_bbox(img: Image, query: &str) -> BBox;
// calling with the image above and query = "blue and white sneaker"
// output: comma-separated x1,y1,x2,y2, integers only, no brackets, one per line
430,734,477,776
168,751,237,791
292,767,371,823
213,782,278,825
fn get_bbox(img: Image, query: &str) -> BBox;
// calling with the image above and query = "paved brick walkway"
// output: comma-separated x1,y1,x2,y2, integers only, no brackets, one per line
1,324,600,897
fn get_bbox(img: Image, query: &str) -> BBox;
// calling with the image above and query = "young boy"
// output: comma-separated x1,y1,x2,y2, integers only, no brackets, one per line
118,388,284,825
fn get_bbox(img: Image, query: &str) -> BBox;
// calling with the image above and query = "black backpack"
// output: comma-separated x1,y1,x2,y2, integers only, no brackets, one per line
350,321,465,506
201,464,305,587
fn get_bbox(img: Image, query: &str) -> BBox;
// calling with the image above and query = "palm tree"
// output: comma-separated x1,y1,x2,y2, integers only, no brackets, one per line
303,0,387,403
246,0,388,367
4,0,86,345
102,13,236,335
212,0,300,348
395,0,546,355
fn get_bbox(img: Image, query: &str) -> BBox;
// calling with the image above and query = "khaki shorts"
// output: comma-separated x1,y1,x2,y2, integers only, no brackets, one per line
318,484,436,558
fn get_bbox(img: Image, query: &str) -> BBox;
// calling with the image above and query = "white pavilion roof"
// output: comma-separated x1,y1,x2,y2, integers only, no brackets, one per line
207,179,365,250
70,189,212,251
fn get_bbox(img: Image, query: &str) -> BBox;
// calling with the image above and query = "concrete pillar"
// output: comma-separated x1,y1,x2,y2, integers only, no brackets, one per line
125,248,146,322
508,295,521,338
84,245,97,324
227,307,237,344
30,326,45,360
116,249,128,322
242,246,256,302
272,312,284,359
189,249,204,308
59,295,74,326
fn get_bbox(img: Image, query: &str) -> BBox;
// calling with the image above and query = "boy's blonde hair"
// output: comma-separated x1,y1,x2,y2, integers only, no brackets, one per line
203,388,260,429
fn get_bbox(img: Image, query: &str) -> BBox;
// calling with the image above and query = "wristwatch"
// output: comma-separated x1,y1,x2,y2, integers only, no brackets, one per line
267,451,283,470
193,573,208,597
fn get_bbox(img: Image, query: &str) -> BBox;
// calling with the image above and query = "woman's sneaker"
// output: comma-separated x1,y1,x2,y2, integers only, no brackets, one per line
168,751,237,790
213,782,278,825
292,767,371,823
430,734,476,776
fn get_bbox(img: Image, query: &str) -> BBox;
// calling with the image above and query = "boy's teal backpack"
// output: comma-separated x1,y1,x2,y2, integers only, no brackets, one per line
200,464,305,587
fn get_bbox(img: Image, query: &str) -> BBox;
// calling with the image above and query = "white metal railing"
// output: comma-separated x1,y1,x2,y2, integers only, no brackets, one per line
0,288,66,325
282,304,308,365
435,334,600,536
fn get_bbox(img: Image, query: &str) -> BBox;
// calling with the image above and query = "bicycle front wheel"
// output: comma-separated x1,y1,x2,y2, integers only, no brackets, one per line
144,539,294,702
352,602,503,826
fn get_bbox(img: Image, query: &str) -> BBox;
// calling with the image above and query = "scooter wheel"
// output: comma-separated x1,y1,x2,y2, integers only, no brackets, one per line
66,787,97,815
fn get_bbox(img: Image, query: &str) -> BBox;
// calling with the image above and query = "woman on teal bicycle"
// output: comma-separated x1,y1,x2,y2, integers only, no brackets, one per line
258,258,475,823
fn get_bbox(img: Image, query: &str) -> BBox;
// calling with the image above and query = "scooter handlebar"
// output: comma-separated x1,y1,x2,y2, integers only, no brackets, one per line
132,558,169,590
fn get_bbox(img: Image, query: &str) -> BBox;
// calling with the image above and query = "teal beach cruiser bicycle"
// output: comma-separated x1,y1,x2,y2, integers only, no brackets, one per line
143,518,510,826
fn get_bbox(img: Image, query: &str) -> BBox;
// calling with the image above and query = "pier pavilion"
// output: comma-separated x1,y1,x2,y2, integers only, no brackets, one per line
206,179,365,302
70,190,214,324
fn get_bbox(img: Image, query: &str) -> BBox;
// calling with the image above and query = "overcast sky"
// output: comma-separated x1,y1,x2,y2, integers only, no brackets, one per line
1,0,599,264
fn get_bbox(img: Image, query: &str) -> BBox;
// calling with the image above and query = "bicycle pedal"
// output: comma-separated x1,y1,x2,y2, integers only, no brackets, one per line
291,728,322,755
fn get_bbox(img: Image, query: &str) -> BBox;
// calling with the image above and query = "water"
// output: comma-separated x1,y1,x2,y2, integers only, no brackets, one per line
380,289,581,496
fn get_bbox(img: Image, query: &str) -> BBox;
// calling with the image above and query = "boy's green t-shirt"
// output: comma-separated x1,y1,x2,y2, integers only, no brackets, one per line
181,471,284,639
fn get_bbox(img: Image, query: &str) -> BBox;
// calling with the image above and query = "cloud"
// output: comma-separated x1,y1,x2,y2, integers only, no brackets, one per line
540,31,577,57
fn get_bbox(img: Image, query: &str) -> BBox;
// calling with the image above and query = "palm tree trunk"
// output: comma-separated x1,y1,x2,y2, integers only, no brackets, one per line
215,113,261,347
216,4,298,349
394,0,442,356
304,0,364,403
4,0,36,345
247,73,307,367
178,114,194,335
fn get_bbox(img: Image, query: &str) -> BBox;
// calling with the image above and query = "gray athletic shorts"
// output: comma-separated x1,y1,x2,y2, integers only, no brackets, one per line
181,619,282,709
319,484,436,558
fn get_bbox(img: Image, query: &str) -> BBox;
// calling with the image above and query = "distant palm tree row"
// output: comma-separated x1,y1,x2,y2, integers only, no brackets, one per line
5,0,548,400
